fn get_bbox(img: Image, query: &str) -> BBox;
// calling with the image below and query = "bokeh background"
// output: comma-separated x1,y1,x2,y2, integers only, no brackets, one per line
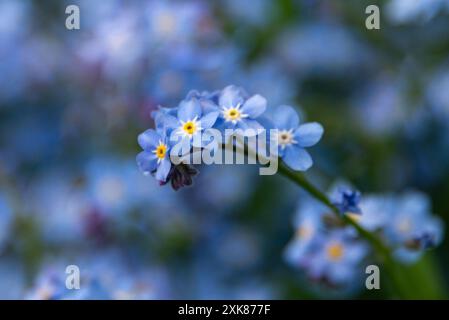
1,0,449,299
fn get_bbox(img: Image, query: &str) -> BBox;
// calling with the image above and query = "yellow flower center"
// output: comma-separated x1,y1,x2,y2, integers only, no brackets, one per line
227,108,240,120
225,108,241,121
183,121,197,135
153,142,167,160
327,242,344,261
222,105,248,123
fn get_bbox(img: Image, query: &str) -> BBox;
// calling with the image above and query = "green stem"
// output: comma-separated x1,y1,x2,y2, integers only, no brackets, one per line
229,135,444,298
230,137,408,297
277,162,410,298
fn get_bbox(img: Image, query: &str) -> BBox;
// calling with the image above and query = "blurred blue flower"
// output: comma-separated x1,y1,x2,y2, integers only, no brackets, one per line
387,0,449,24
24,170,89,244
26,267,89,300
84,157,166,215
284,199,327,267
271,105,323,171
332,188,362,216
145,0,215,44
306,230,368,286
235,60,296,108
136,129,172,182
356,195,391,231
26,252,171,300
0,259,25,299
384,192,444,263
427,67,449,120
221,0,273,27
352,75,408,137
276,23,371,76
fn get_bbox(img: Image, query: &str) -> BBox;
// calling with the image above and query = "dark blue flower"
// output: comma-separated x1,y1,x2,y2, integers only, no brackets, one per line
332,188,362,215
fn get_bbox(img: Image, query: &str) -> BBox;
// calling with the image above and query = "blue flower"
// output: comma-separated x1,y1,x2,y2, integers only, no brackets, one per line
136,129,172,182
387,0,447,24
165,96,219,149
332,188,362,215
214,85,267,132
271,105,323,171
356,195,391,231
152,106,178,133
306,230,368,285
284,199,327,267
384,192,444,263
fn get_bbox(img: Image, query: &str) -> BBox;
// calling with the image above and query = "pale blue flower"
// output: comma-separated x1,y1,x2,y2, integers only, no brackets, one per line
213,85,267,132
384,192,444,263
271,105,323,171
356,195,391,231
136,129,172,182
165,96,219,150
306,230,368,285
284,199,327,267
387,0,449,24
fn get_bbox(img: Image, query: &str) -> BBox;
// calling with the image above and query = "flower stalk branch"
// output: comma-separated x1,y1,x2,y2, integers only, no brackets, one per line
277,162,412,298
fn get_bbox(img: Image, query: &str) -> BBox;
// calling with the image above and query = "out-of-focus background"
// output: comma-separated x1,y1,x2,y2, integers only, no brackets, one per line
0,0,449,299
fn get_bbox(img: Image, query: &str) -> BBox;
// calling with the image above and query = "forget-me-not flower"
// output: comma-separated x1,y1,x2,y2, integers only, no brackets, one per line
214,85,267,132
332,188,362,216
384,192,444,263
271,105,323,171
284,199,327,267
306,230,368,285
136,128,172,182
165,96,219,150
356,195,391,231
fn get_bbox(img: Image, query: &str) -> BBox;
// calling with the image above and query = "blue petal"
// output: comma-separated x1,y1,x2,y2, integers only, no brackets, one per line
178,98,202,121
219,85,244,108
200,111,219,129
137,129,160,150
136,151,158,173
169,134,192,156
283,146,313,171
155,157,172,182
294,122,324,147
393,247,422,264
241,94,267,118
162,114,181,130
271,105,300,130
237,119,264,131
200,98,219,114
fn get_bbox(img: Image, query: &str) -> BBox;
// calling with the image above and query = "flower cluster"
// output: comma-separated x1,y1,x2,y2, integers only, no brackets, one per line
137,85,324,189
285,188,444,290
346,191,444,263
25,253,171,300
